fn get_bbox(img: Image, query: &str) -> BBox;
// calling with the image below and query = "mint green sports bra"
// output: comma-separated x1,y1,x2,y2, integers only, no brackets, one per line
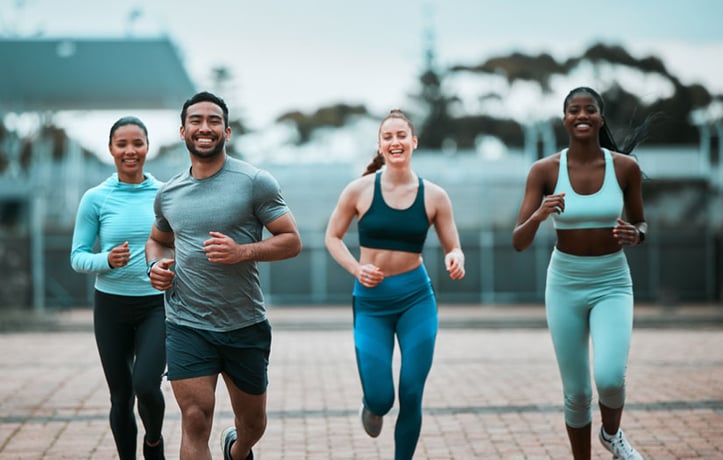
552,148,623,230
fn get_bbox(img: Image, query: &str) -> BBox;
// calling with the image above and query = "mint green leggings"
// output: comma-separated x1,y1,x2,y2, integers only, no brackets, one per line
545,248,634,428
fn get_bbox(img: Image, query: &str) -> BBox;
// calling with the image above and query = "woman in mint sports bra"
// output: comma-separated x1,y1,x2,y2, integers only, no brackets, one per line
512,87,656,460
325,109,465,460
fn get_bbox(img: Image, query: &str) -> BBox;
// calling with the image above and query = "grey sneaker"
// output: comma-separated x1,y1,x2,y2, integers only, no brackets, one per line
599,427,643,460
359,403,383,438
220,426,253,460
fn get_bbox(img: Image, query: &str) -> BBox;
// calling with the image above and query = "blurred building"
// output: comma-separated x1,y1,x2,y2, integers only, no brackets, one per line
3,132,721,310
0,36,194,310
1,38,721,310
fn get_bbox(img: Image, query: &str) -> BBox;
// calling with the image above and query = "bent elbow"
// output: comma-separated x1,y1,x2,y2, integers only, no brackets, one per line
69,254,86,273
294,240,303,257
323,234,339,253
511,235,529,252
291,235,303,257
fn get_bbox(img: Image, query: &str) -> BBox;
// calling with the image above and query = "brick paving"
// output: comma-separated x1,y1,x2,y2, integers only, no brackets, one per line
0,305,721,459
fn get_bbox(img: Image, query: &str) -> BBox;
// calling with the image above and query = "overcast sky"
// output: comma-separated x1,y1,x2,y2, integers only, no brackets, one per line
3,0,723,158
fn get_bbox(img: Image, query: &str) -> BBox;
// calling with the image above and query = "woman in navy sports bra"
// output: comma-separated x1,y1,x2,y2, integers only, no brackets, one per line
325,109,465,460
512,87,655,460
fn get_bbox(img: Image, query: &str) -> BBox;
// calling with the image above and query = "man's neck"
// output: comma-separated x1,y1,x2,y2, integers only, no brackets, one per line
190,152,227,179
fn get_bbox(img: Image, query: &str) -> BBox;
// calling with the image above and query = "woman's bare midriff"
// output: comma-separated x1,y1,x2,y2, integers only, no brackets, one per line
555,228,623,256
360,247,423,277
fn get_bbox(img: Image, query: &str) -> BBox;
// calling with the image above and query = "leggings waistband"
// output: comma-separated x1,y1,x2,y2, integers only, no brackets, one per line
353,264,431,299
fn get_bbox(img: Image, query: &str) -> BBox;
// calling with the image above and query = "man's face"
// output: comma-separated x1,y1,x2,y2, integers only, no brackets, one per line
180,101,230,159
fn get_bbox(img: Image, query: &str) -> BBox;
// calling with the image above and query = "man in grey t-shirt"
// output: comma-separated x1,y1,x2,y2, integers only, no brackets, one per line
146,91,302,460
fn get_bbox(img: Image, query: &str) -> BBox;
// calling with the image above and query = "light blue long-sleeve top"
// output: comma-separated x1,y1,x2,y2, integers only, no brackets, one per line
70,173,163,296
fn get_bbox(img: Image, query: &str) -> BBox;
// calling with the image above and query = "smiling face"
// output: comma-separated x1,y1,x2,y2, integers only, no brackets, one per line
378,117,418,167
563,92,605,141
181,101,231,159
109,123,148,183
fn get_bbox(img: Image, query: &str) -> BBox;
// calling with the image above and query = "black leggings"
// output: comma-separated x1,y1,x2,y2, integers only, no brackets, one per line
94,290,166,460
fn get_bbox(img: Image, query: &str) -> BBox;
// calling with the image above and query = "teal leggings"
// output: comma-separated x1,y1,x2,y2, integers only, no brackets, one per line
545,248,634,428
353,265,437,460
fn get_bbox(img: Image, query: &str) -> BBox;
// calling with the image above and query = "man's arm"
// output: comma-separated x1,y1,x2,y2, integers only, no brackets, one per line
145,224,175,290
202,212,302,264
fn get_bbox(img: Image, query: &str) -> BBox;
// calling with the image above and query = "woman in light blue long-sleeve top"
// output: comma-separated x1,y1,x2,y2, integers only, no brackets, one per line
70,116,166,460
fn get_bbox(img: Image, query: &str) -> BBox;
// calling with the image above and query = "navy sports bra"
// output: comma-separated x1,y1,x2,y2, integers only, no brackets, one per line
552,148,623,230
358,172,430,253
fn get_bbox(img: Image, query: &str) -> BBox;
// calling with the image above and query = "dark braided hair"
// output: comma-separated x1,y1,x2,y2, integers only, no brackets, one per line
563,87,657,155
363,109,416,176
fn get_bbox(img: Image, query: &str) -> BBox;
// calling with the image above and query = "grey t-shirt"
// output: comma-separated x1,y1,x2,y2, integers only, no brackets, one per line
154,156,290,331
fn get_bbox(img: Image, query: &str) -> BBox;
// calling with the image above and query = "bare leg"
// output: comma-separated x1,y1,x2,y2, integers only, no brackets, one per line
171,375,218,460
565,423,591,460
599,402,623,435
223,373,267,460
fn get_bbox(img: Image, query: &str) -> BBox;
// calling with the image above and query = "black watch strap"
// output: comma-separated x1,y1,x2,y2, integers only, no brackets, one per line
146,259,160,276
637,228,646,244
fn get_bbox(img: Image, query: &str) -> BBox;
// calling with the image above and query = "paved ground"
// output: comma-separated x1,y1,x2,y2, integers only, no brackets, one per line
0,304,722,459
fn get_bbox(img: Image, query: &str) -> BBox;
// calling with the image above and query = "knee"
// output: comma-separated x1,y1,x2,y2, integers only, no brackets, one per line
180,404,214,437
563,390,593,427
596,375,626,409
398,383,424,410
595,362,625,390
109,387,134,408
364,391,395,416
239,414,267,440
133,378,162,403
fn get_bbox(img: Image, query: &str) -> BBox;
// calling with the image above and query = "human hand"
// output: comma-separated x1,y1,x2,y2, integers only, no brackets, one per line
612,218,640,246
357,264,384,287
108,241,130,268
538,193,565,220
204,231,242,264
148,258,175,291
445,249,465,280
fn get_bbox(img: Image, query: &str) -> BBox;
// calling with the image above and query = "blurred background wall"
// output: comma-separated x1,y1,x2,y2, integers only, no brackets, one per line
1,1,722,310
2,125,720,310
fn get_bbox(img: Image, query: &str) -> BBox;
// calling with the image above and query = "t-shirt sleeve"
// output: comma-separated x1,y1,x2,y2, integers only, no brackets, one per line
252,169,290,225
153,186,172,233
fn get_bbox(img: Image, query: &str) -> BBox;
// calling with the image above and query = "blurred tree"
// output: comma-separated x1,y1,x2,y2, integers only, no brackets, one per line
209,65,249,157
453,52,565,92
411,67,458,150
277,104,368,144
447,42,721,149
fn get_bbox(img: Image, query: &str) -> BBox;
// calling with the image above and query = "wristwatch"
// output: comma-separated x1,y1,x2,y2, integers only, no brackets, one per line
636,228,646,244
146,259,159,276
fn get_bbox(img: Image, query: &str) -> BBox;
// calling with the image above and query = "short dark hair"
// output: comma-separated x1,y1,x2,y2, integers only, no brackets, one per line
109,116,148,146
180,91,229,127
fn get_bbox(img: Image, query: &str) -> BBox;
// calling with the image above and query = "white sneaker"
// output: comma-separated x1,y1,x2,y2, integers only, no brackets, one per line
359,403,383,438
599,427,643,460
